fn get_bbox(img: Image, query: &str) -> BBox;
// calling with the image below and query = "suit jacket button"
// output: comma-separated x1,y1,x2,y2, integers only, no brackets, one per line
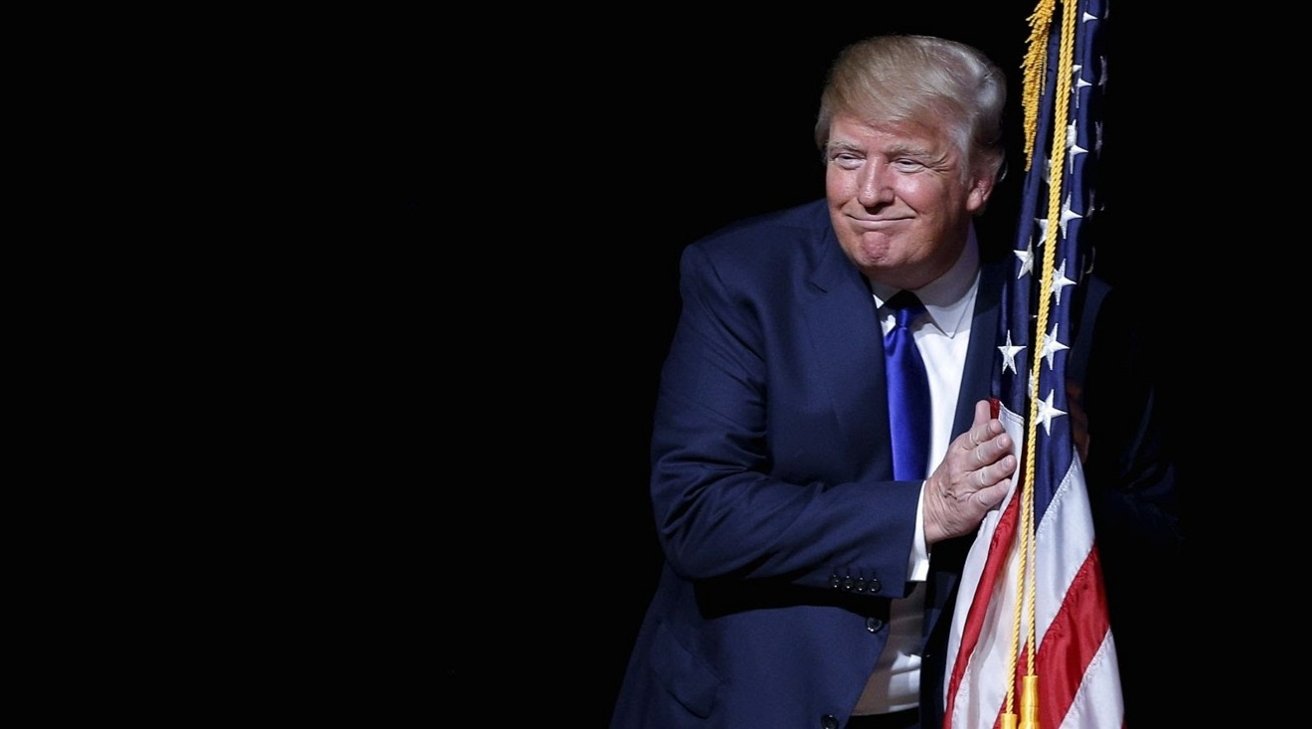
830,574,841,589
842,576,854,591
868,577,881,593
821,714,839,729
866,617,884,633
855,577,866,592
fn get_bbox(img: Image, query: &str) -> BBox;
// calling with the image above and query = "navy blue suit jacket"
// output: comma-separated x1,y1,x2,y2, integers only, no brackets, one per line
611,200,1178,729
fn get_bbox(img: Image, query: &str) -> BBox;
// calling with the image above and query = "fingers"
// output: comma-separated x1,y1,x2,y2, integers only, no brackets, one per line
973,452,1015,507
968,400,991,443
972,432,1012,466
965,400,1002,451
924,453,1013,544
941,451,1016,501
972,453,1016,492
972,475,1010,508
924,400,1019,545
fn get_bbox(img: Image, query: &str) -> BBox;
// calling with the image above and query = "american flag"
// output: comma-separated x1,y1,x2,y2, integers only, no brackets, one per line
942,1,1123,728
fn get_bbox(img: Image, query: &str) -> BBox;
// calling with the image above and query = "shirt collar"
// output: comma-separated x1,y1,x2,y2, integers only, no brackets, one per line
869,226,981,338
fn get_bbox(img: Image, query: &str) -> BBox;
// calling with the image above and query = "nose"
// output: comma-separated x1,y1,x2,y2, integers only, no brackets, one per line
857,160,894,208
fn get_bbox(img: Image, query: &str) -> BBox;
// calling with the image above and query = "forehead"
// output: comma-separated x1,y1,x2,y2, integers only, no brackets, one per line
826,113,951,152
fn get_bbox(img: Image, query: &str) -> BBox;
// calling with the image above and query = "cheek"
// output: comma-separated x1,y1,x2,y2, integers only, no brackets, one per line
899,180,951,214
825,169,851,201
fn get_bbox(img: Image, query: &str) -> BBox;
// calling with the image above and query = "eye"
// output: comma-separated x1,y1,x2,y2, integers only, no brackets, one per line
893,158,926,172
830,152,863,170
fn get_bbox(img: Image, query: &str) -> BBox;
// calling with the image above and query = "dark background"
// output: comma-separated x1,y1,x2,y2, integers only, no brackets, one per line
402,5,1206,725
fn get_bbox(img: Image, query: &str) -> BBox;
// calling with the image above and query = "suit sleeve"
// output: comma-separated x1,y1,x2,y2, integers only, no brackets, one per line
648,243,919,594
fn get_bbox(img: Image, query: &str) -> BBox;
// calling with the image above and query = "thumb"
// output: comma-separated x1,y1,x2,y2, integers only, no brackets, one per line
972,399,992,430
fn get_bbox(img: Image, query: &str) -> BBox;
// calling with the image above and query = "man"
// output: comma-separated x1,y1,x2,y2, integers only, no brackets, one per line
610,35,1178,729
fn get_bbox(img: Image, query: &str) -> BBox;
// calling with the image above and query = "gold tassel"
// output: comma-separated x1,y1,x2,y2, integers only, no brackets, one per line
1020,0,1057,169
1018,675,1039,729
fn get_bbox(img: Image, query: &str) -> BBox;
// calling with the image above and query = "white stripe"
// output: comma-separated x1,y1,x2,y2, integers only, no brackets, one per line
1056,632,1124,729
1032,452,1098,651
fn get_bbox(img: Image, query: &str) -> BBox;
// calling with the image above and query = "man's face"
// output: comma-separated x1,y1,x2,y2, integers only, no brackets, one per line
825,113,993,289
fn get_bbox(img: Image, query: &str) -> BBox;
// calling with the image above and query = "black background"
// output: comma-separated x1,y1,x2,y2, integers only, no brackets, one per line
390,5,1210,725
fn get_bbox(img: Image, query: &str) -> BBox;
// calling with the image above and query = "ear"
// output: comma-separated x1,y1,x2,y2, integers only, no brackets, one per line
965,168,997,215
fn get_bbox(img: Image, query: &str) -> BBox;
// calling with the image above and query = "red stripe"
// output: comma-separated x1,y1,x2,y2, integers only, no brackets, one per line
1033,544,1111,728
987,544,1111,728
942,480,1021,726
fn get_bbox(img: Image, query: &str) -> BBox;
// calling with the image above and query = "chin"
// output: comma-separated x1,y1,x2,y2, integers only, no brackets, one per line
855,236,897,263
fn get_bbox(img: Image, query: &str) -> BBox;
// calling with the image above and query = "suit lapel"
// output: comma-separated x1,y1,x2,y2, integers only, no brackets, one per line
799,220,893,480
950,256,1008,436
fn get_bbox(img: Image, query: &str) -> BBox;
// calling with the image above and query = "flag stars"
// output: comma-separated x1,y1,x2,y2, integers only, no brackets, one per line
1015,241,1035,278
1072,66,1091,109
999,330,1025,375
1035,218,1050,247
1036,389,1067,436
1066,121,1088,172
1041,323,1069,369
1050,259,1076,304
1059,194,1083,239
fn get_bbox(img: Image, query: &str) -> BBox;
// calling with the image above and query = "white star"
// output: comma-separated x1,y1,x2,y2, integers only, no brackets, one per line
1050,259,1076,304
1015,240,1035,278
1035,217,1050,247
1067,121,1088,172
999,330,1026,375
1041,323,1069,369
1082,11,1098,23
1072,66,1091,109
1059,194,1083,239
1036,388,1067,436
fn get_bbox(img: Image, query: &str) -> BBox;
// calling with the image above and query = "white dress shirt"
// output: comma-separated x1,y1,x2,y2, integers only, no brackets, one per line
852,228,981,715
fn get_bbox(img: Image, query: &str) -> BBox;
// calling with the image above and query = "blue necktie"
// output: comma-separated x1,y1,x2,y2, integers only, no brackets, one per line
884,291,931,480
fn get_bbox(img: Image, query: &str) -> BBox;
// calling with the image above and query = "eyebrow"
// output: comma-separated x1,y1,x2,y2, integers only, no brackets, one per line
825,141,863,155
825,140,939,161
886,143,937,160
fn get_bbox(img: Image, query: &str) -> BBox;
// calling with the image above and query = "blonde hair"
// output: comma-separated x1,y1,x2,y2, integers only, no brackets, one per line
816,35,1005,180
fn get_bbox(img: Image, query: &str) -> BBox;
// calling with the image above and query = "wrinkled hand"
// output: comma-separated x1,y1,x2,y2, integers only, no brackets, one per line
923,400,1017,545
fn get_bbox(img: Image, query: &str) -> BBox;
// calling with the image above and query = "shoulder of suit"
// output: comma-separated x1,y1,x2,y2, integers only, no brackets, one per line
687,198,829,263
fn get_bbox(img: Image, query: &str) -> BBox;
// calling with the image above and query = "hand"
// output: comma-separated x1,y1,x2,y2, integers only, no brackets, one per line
923,400,1017,544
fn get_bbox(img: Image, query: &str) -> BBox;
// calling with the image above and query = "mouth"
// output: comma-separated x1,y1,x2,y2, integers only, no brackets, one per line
848,215,910,229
